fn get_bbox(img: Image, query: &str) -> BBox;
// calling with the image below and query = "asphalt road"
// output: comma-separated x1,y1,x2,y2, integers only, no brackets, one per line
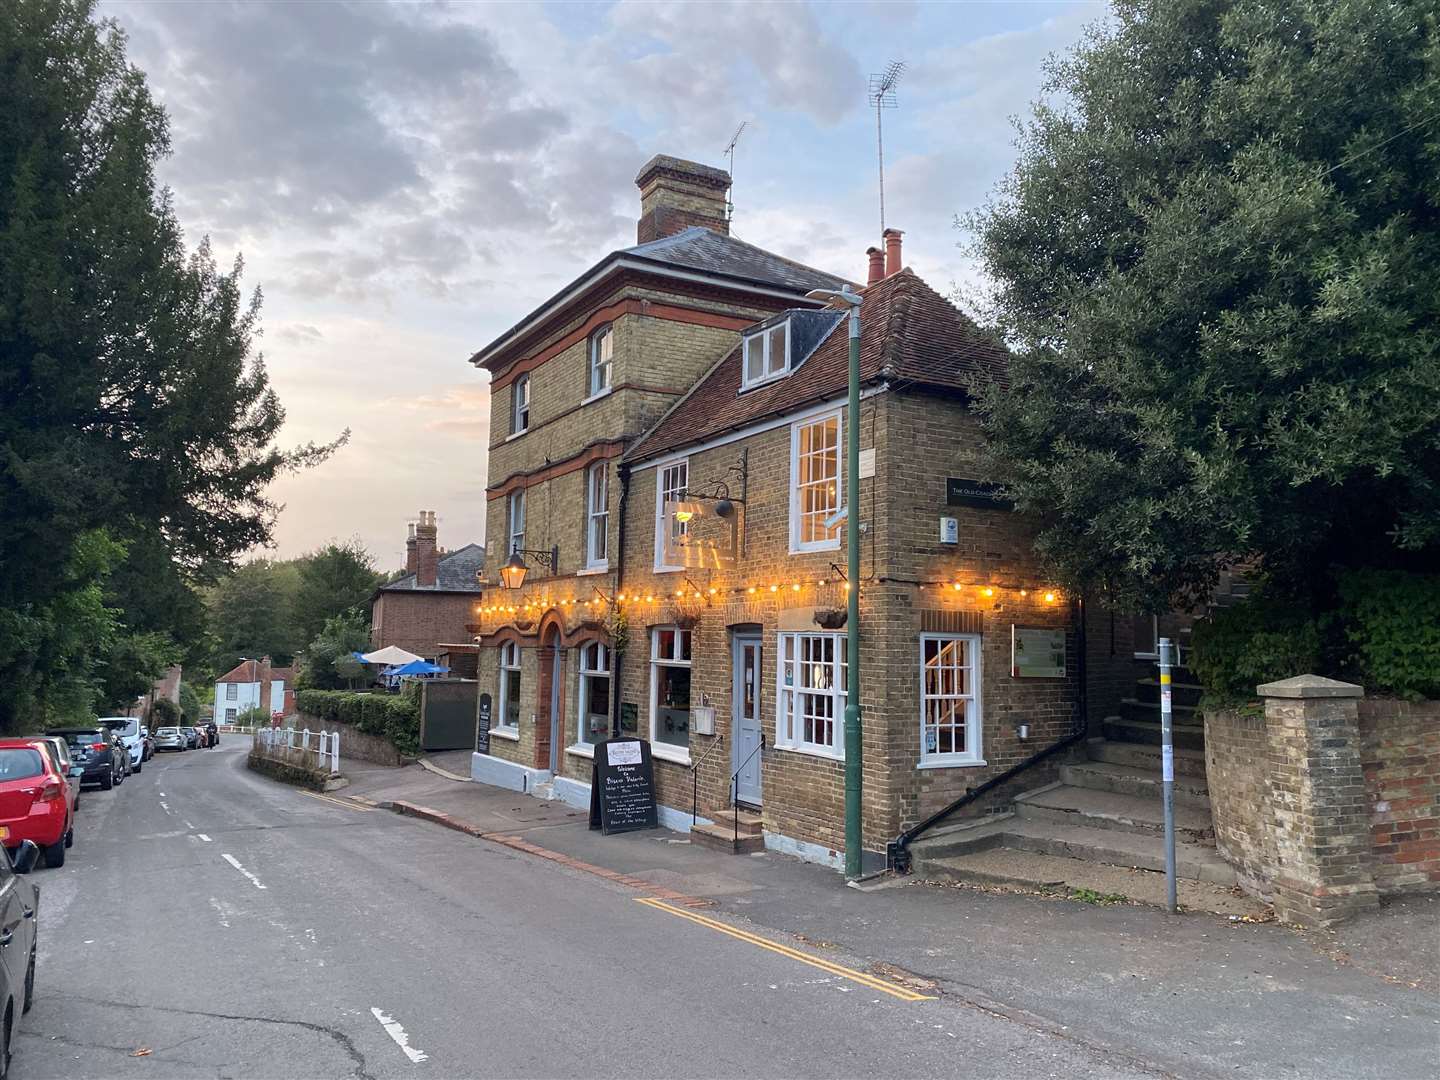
14,743,1158,1079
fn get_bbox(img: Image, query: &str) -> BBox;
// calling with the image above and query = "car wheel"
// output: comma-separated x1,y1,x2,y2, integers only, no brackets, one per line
100,770,113,791
133,760,141,774
64,826,73,849
1,1003,11,1079
22,952,34,1014
43,838,64,868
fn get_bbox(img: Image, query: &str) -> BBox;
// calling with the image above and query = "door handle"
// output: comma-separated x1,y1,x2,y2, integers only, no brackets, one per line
0,929,13,947
22,907,33,920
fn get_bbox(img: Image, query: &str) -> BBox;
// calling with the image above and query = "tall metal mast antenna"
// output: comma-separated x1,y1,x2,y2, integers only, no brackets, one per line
868,60,905,232
722,121,747,223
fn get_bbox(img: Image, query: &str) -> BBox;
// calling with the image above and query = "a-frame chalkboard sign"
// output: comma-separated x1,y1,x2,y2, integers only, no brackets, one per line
589,738,659,835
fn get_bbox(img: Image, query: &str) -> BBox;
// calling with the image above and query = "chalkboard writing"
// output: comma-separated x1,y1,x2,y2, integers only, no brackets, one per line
589,738,658,835
475,693,492,755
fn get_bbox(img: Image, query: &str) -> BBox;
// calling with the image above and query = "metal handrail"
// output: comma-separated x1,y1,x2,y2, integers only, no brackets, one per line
690,734,726,825
730,735,766,846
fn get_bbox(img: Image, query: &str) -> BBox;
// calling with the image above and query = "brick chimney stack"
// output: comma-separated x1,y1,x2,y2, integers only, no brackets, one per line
883,228,904,277
866,246,885,286
258,655,273,718
414,510,439,587
635,155,731,244
405,522,418,576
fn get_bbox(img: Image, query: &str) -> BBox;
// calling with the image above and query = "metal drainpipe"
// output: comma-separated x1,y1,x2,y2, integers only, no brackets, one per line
610,462,632,739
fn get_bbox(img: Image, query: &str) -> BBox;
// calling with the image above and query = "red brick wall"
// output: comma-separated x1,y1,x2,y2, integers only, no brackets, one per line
371,591,480,661
1361,698,1440,892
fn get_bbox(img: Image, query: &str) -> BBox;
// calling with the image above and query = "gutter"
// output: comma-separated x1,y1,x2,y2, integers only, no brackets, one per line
610,462,632,738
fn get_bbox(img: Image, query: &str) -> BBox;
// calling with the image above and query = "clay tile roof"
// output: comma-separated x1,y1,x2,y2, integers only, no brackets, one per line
626,269,1009,463
216,660,259,684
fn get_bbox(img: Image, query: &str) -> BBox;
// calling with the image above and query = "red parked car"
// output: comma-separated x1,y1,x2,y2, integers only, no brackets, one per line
0,739,75,868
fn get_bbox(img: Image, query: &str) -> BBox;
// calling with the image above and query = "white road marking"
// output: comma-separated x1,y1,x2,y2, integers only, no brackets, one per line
221,853,267,889
197,833,212,842
183,819,194,828
158,791,165,797
371,1008,428,1063
159,801,170,811
208,897,231,928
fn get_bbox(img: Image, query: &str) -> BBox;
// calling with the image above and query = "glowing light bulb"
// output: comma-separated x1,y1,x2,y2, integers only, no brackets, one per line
952,582,962,592
791,583,801,592
747,586,756,595
769,584,779,593
982,587,994,598
1044,591,1057,603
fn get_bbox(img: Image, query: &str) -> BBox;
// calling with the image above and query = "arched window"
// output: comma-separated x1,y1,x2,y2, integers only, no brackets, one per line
511,374,530,435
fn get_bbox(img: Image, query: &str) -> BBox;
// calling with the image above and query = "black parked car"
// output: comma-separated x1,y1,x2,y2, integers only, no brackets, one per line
180,726,200,750
50,727,129,790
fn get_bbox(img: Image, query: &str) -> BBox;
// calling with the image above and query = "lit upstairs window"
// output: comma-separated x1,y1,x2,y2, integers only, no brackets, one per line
741,318,790,390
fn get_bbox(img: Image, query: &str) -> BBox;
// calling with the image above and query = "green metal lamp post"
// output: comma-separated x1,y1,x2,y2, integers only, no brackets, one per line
808,286,865,878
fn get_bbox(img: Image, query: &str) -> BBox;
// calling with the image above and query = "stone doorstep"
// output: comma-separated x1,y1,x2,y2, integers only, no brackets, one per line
689,821,765,854
1014,782,1217,842
1059,759,1211,807
910,816,1236,885
922,849,1267,918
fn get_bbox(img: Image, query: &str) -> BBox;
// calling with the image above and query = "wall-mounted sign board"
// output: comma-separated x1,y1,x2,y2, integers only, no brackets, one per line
475,693,492,755
1011,626,1066,679
947,478,1013,509
589,738,659,835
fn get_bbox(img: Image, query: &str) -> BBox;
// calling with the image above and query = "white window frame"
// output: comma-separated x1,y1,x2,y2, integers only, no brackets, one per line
585,462,609,570
775,631,846,760
918,634,985,768
654,457,689,572
789,410,843,553
741,319,790,390
588,324,613,399
226,683,237,701
573,641,611,753
648,626,693,764
511,374,530,435
507,488,525,556
496,641,522,735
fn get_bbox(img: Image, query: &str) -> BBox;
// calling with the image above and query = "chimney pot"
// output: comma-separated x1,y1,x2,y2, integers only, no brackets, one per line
866,246,885,286
635,154,731,244
415,510,439,587
883,228,904,277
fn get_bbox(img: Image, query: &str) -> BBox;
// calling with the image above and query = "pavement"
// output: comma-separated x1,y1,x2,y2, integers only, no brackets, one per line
15,743,1437,1079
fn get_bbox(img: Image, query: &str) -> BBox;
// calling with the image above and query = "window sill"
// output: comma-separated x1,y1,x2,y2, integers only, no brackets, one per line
565,743,595,759
578,564,609,576
650,743,692,767
489,727,521,742
581,387,613,407
773,743,844,764
504,429,528,443
652,565,683,574
789,540,841,556
917,757,987,770
739,371,789,394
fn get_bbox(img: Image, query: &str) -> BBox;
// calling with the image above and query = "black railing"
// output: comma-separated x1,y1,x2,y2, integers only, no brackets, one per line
690,734,727,825
729,735,766,846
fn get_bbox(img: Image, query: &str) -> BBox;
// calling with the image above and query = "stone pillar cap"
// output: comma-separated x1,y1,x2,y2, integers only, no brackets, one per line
1256,674,1363,699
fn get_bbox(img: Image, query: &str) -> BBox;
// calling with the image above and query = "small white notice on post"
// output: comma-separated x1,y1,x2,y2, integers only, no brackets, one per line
607,740,642,766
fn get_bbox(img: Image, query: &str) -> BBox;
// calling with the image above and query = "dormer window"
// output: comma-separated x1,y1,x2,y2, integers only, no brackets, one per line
741,319,790,390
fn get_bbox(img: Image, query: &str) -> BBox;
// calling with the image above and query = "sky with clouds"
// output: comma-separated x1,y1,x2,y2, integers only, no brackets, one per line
102,0,1107,571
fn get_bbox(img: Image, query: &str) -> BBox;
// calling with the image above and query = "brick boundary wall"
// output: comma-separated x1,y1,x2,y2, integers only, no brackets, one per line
292,713,406,767
1359,697,1440,893
1204,676,1438,926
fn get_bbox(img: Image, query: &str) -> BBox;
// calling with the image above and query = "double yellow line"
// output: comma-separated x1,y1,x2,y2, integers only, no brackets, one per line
297,790,377,812
635,897,934,1001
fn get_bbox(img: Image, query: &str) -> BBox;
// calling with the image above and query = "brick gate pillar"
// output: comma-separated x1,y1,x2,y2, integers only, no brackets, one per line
1257,675,1379,926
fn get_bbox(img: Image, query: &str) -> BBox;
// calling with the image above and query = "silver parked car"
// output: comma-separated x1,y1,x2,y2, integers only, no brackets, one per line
153,727,186,752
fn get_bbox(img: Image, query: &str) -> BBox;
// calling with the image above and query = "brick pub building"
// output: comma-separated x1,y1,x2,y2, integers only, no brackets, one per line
468,155,1140,870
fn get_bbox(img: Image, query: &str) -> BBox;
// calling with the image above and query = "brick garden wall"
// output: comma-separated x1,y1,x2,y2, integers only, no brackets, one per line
1360,698,1440,892
1203,705,1276,898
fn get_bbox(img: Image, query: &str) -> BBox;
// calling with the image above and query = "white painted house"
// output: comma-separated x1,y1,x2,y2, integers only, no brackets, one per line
213,656,292,725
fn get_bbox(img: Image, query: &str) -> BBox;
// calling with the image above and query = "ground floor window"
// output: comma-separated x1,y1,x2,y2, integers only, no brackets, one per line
224,708,236,723
498,641,522,731
650,626,692,753
920,634,983,765
577,641,610,747
776,632,846,758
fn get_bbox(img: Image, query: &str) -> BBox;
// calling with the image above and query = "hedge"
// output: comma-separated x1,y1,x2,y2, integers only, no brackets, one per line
294,685,420,757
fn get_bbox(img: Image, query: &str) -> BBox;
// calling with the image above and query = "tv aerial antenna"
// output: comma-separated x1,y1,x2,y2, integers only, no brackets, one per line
722,121,748,223
868,60,906,232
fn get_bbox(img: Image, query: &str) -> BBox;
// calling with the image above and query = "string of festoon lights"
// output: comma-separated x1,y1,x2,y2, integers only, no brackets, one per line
472,577,1062,618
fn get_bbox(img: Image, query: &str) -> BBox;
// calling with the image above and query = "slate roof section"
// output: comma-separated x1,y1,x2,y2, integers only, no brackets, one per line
379,543,486,594
626,269,1010,463
622,227,852,294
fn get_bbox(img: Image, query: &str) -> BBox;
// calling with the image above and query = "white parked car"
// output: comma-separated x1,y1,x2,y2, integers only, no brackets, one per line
98,716,145,774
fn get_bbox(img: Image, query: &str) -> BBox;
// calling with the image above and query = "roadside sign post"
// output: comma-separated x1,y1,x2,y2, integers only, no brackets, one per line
1158,636,1177,913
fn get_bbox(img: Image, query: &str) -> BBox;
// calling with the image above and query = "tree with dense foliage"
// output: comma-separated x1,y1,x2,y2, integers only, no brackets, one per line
291,541,381,648
296,611,371,691
177,680,204,725
205,560,302,674
968,0,1439,615
0,0,340,730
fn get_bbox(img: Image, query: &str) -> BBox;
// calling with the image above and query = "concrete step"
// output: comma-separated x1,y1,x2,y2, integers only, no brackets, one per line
707,809,762,837
1014,782,1215,842
1133,678,1205,709
920,849,1260,915
1086,737,1208,779
1060,759,1211,808
690,821,764,854
1103,715,1206,751
1119,697,1199,727
912,816,1234,885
